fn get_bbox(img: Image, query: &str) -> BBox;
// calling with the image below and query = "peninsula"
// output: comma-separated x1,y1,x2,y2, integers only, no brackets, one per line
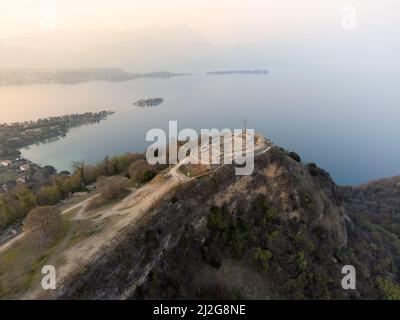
0,68,190,86
0,111,114,190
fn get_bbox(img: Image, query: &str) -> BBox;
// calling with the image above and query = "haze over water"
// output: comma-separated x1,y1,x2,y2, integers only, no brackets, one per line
1,0,399,185
1,64,399,186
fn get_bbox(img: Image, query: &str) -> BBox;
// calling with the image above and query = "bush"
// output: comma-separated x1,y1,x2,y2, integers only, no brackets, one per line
52,174,81,197
289,152,301,163
96,176,129,200
0,186,36,231
297,251,308,272
24,206,62,246
262,208,277,225
37,185,61,205
142,170,157,183
377,277,400,300
129,160,151,181
307,163,329,178
207,206,228,232
253,247,273,270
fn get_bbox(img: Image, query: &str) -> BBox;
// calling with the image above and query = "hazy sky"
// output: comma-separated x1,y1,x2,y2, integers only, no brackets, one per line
1,0,399,45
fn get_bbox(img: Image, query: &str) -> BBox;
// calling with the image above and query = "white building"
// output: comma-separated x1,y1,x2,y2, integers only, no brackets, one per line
0,160,12,167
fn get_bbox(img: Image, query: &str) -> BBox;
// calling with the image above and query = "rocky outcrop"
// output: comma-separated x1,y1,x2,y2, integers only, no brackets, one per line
55,146,359,300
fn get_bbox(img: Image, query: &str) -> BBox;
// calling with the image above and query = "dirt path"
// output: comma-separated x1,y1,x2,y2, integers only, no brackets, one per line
0,193,98,256
62,193,99,218
23,170,190,299
15,133,273,299
0,233,24,255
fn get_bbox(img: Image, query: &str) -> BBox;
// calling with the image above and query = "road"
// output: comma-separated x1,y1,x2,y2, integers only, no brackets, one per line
0,232,24,255
0,192,99,254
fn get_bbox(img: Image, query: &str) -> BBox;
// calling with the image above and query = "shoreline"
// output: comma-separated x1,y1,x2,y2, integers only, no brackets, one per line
0,68,191,87
0,111,114,192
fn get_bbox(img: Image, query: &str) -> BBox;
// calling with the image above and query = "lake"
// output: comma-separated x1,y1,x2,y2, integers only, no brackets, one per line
1,69,399,185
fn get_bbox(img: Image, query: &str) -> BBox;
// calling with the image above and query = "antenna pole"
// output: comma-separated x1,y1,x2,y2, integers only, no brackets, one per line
243,117,248,134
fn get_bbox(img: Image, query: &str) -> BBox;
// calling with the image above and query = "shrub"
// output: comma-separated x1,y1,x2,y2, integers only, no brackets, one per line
253,247,273,270
0,186,37,231
96,176,129,200
142,170,157,183
308,164,320,177
37,185,61,205
262,208,277,225
24,206,62,246
377,277,400,300
289,152,301,163
128,159,157,183
302,193,313,208
207,206,228,232
297,251,308,272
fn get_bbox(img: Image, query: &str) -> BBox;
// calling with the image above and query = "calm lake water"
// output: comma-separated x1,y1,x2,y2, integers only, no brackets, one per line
1,69,399,185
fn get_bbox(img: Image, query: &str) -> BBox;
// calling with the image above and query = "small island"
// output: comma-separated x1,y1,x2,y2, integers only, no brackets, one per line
134,98,164,107
207,69,269,75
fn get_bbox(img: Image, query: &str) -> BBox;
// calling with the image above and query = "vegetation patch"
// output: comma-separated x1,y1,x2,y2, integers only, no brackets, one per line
0,206,71,298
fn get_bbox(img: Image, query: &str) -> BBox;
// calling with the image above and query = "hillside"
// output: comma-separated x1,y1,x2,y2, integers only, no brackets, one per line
51,147,400,300
1,135,399,300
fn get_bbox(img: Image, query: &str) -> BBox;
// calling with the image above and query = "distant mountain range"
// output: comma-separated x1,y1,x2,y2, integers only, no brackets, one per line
0,26,216,71
1,24,398,74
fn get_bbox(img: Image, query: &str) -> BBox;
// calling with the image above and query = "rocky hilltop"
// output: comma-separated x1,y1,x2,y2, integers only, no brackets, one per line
52,144,400,300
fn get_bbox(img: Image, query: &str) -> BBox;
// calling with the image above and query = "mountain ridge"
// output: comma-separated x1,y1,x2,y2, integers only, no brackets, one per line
49,146,400,300
0,26,216,71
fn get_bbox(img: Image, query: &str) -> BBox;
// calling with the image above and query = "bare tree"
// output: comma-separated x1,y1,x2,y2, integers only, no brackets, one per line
24,206,62,247
96,175,128,200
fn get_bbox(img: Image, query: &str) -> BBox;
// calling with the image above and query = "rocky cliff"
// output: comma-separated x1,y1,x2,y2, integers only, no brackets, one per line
55,147,400,300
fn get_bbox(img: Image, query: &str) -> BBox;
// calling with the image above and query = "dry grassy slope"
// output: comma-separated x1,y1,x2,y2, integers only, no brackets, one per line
55,147,357,299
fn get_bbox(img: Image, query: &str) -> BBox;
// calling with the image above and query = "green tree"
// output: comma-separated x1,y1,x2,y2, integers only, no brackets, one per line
377,277,400,300
253,247,273,271
73,161,87,184
38,185,61,205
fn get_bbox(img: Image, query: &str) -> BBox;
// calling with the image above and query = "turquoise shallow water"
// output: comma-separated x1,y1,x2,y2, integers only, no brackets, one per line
2,70,399,186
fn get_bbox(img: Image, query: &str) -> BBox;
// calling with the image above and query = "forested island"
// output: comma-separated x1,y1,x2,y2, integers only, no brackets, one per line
207,69,269,75
134,98,164,107
0,68,190,86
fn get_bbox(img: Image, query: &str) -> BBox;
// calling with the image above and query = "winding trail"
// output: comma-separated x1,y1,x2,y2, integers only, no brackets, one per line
2,132,275,299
